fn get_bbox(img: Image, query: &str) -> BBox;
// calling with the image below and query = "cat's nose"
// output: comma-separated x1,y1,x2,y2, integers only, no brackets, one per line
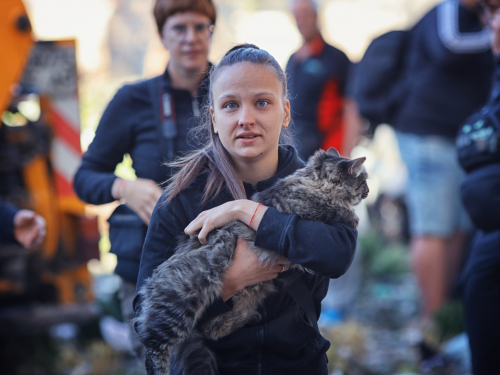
362,189,369,199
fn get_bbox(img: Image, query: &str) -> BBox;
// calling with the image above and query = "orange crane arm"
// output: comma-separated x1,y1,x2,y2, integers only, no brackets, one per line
0,0,34,115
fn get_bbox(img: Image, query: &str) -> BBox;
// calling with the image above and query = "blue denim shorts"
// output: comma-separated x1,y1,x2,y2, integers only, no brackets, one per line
397,131,472,237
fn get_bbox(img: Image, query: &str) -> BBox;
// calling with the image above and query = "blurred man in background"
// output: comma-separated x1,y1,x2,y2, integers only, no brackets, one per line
394,0,494,352
287,0,357,160
0,198,45,249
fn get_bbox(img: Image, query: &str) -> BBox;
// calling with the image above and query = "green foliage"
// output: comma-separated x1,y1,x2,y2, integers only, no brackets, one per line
432,301,465,344
369,243,409,277
97,288,123,322
359,231,409,278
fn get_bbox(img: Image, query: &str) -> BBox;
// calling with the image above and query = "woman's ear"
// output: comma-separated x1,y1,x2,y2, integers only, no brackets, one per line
282,100,291,128
210,107,218,134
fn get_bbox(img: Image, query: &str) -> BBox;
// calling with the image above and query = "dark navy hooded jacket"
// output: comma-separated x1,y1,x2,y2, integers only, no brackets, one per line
134,145,358,375
74,66,210,282
396,0,494,139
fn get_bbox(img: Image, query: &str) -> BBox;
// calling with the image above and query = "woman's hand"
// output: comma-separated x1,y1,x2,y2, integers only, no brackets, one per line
185,199,268,245
220,238,290,301
115,178,163,225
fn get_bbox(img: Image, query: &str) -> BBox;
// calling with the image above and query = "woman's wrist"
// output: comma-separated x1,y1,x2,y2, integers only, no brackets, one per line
111,178,127,200
233,200,257,225
220,275,240,302
234,200,267,229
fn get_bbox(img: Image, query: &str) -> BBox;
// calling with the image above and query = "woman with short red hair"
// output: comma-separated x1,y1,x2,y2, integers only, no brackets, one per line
74,0,216,363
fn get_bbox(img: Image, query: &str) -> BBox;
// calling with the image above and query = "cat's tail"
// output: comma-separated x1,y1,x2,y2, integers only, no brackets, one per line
169,332,219,375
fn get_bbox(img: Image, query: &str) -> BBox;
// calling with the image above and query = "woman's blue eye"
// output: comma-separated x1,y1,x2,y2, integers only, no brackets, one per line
224,102,237,109
257,100,269,107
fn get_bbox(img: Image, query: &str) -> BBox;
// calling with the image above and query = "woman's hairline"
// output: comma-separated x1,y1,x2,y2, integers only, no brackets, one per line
209,61,289,104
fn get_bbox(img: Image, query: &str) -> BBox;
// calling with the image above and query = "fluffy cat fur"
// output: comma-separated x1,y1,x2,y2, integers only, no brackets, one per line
135,148,369,375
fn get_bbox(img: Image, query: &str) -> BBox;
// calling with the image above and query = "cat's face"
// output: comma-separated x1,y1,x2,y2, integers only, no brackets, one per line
306,148,369,206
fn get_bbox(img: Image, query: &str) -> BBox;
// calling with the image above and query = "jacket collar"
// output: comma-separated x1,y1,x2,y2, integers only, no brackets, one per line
293,34,326,62
243,145,305,194
162,62,213,99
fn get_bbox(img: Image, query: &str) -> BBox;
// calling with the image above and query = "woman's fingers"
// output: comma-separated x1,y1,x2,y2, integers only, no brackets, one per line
184,214,203,235
272,261,291,274
122,178,163,225
197,224,212,245
185,201,242,237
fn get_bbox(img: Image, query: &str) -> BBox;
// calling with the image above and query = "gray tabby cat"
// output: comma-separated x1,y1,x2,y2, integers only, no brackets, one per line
135,147,369,375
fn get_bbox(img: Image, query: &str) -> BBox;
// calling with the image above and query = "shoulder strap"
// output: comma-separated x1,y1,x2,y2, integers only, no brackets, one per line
284,277,319,331
147,76,176,162
147,76,164,142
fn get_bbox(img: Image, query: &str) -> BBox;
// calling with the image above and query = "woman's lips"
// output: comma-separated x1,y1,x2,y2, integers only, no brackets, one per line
236,134,260,144
184,51,201,58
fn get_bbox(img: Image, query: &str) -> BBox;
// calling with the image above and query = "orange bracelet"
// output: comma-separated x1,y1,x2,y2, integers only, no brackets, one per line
249,203,263,229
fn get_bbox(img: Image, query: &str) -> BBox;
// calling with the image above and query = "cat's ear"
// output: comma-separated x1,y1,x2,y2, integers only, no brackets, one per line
348,157,366,176
326,148,340,157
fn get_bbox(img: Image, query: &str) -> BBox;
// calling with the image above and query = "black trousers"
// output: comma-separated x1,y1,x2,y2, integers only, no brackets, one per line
463,230,500,375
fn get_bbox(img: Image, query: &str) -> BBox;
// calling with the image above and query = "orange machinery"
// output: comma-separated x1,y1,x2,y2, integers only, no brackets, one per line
0,0,99,332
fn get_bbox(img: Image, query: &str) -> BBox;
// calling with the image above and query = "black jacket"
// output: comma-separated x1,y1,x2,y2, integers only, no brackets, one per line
135,146,358,374
396,0,494,139
74,66,210,282
0,199,19,245
460,55,500,231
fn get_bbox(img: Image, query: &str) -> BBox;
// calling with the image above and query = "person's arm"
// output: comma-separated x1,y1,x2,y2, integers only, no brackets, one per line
254,207,357,278
0,200,46,249
185,199,357,278
73,86,135,205
73,86,162,223
436,0,491,56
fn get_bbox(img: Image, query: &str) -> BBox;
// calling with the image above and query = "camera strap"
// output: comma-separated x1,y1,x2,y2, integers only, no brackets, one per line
159,86,177,162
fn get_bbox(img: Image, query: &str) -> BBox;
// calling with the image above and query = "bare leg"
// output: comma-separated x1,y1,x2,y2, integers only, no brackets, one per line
411,236,447,320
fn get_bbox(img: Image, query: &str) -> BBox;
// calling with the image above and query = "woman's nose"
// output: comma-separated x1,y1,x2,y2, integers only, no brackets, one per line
183,26,197,43
238,106,255,127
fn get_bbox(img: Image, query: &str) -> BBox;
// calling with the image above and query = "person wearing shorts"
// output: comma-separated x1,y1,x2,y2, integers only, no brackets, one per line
394,0,494,333
398,133,471,238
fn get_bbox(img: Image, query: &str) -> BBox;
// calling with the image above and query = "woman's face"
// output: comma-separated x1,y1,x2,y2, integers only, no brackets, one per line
210,62,290,167
161,12,212,72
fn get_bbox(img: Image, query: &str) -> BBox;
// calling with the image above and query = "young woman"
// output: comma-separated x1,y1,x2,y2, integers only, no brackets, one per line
134,45,358,374
73,0,217,361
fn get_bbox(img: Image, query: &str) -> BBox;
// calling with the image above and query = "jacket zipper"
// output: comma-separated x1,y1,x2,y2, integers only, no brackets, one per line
254,184,263,375
258,300,267,375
